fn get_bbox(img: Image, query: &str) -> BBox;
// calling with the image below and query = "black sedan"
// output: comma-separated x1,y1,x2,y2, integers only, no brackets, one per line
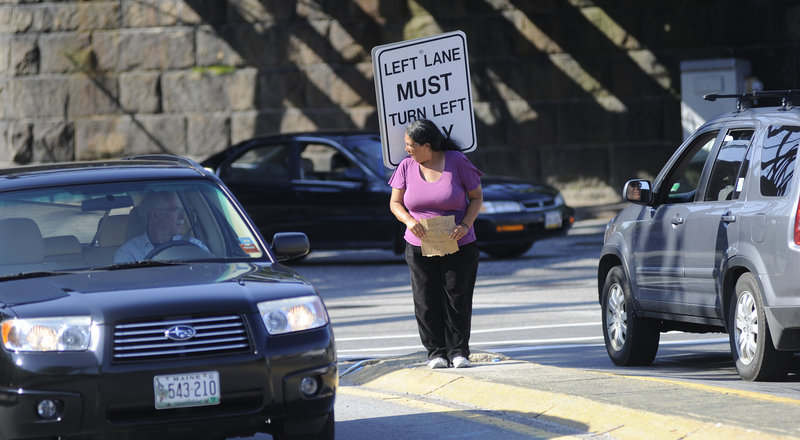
0,156,335,439
202,132,574,258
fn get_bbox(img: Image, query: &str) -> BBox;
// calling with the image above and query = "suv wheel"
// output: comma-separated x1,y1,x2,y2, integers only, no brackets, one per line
601,266,660,366
729,273,790,381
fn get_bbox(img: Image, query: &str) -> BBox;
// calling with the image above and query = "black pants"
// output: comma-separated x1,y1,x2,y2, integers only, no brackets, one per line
405,242,479,361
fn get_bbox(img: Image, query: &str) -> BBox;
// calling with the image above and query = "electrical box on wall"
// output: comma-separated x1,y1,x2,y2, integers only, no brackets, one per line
680,58,752,140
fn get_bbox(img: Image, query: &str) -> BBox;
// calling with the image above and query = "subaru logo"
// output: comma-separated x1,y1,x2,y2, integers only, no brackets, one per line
165,325,196,341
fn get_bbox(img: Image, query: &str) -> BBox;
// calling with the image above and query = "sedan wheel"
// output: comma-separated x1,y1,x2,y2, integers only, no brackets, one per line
601,266,660,366
729,273,790,381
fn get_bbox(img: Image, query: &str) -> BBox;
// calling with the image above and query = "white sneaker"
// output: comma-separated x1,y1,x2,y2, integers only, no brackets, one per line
452,356,471,368
427,357,448,369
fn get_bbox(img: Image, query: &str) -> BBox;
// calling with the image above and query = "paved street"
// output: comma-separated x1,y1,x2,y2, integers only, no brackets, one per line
280,216,800,439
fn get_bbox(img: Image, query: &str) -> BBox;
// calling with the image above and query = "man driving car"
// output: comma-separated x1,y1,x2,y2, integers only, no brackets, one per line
114,190,207,263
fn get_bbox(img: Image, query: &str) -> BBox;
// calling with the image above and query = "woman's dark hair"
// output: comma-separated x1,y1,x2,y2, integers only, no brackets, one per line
405,119,461,151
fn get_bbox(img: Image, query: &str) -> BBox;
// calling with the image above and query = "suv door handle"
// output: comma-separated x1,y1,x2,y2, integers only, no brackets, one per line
671,216,685,225
722,213,737,223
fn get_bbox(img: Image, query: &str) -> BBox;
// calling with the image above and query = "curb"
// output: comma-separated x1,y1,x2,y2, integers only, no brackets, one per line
340,352,800,440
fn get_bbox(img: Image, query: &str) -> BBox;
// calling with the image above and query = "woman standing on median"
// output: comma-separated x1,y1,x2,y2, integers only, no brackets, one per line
388,118,483,369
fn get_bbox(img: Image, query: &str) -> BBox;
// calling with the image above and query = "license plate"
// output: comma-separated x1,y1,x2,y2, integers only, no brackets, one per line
153,371,220,410
545,211,562,229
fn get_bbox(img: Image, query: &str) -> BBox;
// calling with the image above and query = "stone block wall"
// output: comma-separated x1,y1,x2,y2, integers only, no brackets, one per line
1,0,799,205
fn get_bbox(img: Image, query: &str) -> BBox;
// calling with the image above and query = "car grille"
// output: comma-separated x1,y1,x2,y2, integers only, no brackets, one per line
113,314,252,362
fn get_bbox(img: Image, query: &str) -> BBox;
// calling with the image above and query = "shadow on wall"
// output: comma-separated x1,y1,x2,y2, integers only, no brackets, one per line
180,0,784,188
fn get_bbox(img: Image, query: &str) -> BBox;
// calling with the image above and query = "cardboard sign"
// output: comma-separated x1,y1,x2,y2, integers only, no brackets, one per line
419,215,458,257
372,31,477,168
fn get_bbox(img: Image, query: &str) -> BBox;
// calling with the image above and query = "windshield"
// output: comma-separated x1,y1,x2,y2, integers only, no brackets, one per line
342,135,396,180
0,178,266,276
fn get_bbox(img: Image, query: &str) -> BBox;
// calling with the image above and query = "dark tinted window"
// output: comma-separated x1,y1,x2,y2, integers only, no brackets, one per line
227,144,291,182
299,143,363,181
760,126,800,197
704,129,752,202
342,135,393,180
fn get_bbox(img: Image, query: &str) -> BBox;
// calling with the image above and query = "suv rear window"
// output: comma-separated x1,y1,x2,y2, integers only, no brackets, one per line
760,125,800,197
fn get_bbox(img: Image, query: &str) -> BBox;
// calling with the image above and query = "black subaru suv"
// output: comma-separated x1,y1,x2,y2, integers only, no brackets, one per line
600,90,800,381
0,156,336,439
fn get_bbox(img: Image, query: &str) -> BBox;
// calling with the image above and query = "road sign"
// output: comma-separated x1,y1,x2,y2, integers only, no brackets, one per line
372,31,476,168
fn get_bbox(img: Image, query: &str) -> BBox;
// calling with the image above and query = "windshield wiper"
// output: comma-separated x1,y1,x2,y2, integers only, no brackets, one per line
0,271,72,282
90,260,187,271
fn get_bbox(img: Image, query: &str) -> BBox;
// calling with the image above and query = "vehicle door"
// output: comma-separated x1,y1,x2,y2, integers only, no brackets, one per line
216,141,294,241
292,138,393,249
745,125,800,277
631,129,719,313
683,128,753,318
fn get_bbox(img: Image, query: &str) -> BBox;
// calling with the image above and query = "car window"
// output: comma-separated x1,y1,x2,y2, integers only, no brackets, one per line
227,143,291,182
732,137,754,200
662,130,719,204
760,125,800,197
0,179,265,276
703,129,752,202
344,135,394,180
299,143,364,181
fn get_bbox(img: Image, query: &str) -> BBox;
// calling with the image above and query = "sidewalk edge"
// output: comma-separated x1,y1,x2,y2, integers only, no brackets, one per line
342,355,797,440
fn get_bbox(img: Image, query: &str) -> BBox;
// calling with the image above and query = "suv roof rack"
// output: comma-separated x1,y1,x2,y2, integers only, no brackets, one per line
121,154,205,173
703,89,800,111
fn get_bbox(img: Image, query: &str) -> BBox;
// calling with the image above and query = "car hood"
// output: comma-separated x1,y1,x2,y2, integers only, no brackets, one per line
0,263,317,322
482,176,560,202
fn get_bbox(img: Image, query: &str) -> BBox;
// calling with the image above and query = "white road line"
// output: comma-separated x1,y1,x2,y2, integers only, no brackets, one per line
335,322,601,342
335,336,729,355
336,336,604,353
488,337,729,353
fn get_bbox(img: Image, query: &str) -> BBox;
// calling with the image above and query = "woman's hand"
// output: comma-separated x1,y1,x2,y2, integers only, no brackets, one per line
407,219,426,238
449,222,469,241
391,188,428,238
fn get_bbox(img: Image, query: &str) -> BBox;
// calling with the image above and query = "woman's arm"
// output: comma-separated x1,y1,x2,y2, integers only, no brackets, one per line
390,187,425,238
450,185,483,240
462,185,483,228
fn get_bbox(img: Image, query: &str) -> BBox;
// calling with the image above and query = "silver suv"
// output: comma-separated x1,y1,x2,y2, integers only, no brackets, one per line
599,90,800,381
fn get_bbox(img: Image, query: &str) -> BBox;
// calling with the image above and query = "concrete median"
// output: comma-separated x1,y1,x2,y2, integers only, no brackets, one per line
341,351,800,439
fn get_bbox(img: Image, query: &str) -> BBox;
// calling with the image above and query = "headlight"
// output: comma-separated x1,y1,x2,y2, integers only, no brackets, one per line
480,201,523,214
258,295,328,335
2,317,92,352
554,193,565,207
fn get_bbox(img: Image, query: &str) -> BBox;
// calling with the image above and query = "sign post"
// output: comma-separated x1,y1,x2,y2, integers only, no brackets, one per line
372,31,476,168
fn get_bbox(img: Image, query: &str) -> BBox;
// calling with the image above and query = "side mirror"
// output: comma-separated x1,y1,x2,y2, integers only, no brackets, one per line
271,232,310,262
623,179,652,205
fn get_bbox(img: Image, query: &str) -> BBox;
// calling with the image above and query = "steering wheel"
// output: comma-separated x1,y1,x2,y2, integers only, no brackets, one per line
144,239,207,260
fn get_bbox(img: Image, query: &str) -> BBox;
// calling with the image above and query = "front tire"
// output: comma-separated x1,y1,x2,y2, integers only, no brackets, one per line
601,266,660,366
729,273,789,381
